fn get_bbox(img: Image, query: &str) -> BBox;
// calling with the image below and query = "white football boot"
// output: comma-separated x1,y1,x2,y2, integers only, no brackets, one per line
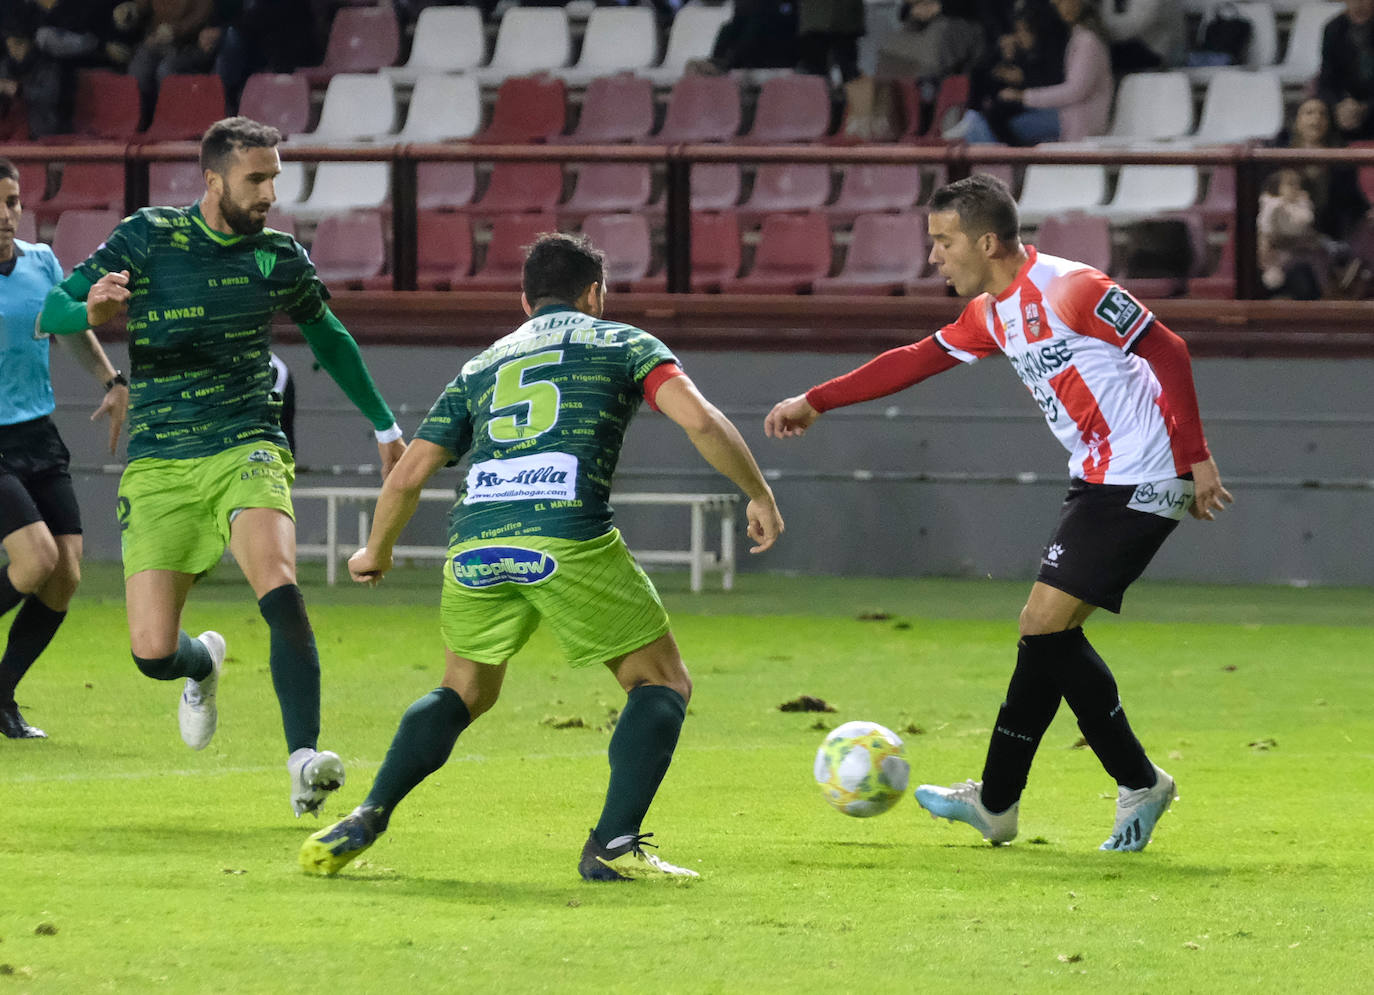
915,779,1019,844
1100,764,1177,852
178,631,226,750
288,748,347,818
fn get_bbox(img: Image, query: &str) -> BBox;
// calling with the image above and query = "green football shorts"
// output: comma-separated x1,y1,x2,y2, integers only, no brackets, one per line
439,528,670,668
117,442,295,578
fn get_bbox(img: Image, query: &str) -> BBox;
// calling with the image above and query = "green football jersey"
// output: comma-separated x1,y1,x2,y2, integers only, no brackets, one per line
75,204,328,460
416,305,677,543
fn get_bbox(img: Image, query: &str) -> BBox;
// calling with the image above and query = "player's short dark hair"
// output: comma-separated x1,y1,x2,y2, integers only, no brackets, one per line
929,173,1020,245
0,157,18,184
200,117,282,175
522,232,606,305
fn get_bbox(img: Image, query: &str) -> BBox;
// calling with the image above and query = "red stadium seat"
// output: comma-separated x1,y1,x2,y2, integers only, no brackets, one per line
416,210,473,290
148,160,204,207
1035,212,1112,274
925,74,970,139
580,213,653,288
744,74,832,144
33,164,125,223
453,214,556,291
557,74,655,145
559,163,653,223
475,75,567,145
71,70,141,141
0,97,29,142
826,165,923,223
301,7,400,86
17,210,38,244
50,209,121,269
1186,227,1236,300
630,211,742,293
13,162,47,203
143,74,226,142
652,74,741,144
740,163,832,222
307,210,387,288
238,73,312,137
719,212,832,294
417,162,478,212
814,213,927,295
467,162,564,216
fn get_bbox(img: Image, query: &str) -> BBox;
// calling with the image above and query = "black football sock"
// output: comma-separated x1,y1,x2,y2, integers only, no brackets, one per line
133,630,213,682
259,584,321,753
0,597,67,705
593,684,687,844
1048,627,1156,790
979,635,1063,813
0,567,24,620
363,686,472,831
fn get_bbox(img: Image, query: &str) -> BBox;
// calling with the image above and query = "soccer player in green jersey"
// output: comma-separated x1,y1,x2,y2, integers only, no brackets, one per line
300,233,785,880
38,118,407,817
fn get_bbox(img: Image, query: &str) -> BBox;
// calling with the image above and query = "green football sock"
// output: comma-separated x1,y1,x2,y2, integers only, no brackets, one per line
593,684,687,844
363,686,472,831
259,584,320,753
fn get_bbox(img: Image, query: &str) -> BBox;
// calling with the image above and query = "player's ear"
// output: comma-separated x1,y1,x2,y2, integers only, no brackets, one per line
521,291,533,317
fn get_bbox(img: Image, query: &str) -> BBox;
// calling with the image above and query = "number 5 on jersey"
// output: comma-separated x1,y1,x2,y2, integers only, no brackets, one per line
488,350,563,443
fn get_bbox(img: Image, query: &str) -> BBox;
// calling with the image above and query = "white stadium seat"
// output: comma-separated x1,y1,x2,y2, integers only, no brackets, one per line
1277,3,1344,85
293,73,396,143
471,8,571,86
1084,71,1195,145
555,7,659,86
1087,165,1201,223
641,3,734,86
286,162,390,219
1183,69,1284,145
381,6,486,85
397,74,482,142
1015,164,1108,224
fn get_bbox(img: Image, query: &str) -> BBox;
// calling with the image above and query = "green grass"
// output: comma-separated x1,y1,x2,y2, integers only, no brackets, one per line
3,567,1373,993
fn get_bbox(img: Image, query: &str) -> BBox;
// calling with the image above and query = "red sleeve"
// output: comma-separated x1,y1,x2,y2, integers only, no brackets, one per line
642,361,686,412
1048,268,1154,350
1132,321,1211,466
805,337,961,413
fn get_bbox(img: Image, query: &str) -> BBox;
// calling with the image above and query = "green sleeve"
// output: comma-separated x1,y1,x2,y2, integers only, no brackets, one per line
414,376,473,462
297,306,396,431
39,274,95,336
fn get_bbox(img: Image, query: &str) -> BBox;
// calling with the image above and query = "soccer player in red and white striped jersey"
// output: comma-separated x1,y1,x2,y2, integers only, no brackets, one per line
766,173,1232,852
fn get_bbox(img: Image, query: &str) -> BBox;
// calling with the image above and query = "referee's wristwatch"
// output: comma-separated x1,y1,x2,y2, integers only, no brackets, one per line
104,371,129,391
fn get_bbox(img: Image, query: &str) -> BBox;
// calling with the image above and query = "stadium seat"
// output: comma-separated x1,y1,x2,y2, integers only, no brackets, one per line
641,4,734,86
286,162,389,219
471,8,572,86
17,210,38,244
651,74,741,143
740,163,832,221
397,74,482,142
1185,2,1279,83
143,74,226,142
71,70,141,140
32,163,124,223
453,214,556,291
382,6,486,85
1181,70,1284,145
556,8,658,85
1116,214,1208,299
475,75,567,144
559,163,653,223
13,162,47,203
928,74,970,139
719,212,832,294
294,73,396,143
467,162,564,216
417,162,478,211
580,213,653,288
306,210,387,288
415,210,474,289
50,209,121,269
148,160,204,207
264,211,297,238
1081,72,1194,145
556,74,655,144
813,213,926,295
1197,165,1236,229
273,162,309,212
1015,165,1107,224
970,163,1019,198
0,96,28,142
689,163,742,210
238,73,312,136
301,7,401,86
743,74,832,144
1034,212,1112,273
1277,3,1344,85
631,211,742,292
1187,227,1236,299
826,164,923,223
1087,165,1200,223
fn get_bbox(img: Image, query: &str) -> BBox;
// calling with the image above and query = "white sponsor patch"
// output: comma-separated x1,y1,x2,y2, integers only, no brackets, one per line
1128,477,1195,520
463,452,577,504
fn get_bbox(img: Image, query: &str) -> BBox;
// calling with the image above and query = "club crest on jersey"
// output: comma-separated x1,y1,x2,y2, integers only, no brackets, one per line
450,546,557,588
1022,300,1050,342
255,247,277,278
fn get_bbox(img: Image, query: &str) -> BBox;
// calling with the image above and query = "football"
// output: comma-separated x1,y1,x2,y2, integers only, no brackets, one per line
814,720,910,817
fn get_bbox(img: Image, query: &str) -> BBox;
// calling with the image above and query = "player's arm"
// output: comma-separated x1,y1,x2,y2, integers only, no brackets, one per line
653,373,783,554
1132,322,1234,521
54,329,129,454
40,270,133,334
764,337,960,439
296,306,406,478
348,439,453,584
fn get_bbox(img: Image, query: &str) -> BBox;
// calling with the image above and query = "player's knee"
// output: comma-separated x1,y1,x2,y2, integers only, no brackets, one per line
8,536,60,593
42,557,81,607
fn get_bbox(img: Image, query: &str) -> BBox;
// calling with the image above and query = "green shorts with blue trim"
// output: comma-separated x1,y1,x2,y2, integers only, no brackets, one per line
117,442,294,578
439,528,670,668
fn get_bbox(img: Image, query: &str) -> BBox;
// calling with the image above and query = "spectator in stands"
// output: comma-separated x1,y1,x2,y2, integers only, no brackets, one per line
1258,168,1327,299
125,0,217,127
874,0,985,82
0,27,37,129
953,2,1066,143
705,0,798,74
965,0,1112,144
1101,0,1185,72
797,0,865,83
1319,0,1374,141
214,0,317,112
4,0,114,137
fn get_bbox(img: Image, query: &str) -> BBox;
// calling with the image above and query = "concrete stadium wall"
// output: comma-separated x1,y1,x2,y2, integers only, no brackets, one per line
49,341,1374,588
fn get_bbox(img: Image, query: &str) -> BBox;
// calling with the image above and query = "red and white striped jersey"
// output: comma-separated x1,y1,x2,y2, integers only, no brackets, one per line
934,246,1184,484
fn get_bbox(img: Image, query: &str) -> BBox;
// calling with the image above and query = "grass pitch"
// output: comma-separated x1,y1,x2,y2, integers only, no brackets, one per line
2,566,1372,993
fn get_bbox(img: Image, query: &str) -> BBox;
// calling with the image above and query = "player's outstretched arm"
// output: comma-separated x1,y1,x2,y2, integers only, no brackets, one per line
348,438,452,584
1189,456,1234,521
655,375,783,553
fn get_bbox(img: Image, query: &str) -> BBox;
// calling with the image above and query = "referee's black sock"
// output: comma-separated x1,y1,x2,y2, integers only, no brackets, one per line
1048,627,1156,791
593,684,687,845
363,686,472,832
258,584,321,754
0,597,66,705
979,637,1063,814
0,567,25,620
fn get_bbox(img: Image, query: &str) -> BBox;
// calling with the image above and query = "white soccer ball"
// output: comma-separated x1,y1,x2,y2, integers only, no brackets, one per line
814,720,910,818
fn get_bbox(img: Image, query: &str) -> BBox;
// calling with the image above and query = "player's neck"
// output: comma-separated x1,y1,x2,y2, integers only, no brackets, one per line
197,196,230,235
983,246,1030,298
